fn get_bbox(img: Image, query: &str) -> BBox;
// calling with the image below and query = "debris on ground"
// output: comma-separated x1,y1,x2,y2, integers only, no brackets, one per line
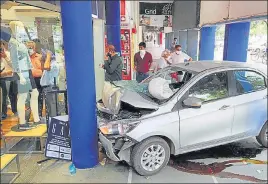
100,158,107,166
69,163,76,175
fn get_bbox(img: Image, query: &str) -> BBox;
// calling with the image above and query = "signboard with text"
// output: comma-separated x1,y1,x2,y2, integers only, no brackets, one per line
139,2,173,27
45,116,71,161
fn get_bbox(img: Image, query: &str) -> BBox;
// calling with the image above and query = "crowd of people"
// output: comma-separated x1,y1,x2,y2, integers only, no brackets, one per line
0,27,60,130
102,38,192,83
2,34,190,125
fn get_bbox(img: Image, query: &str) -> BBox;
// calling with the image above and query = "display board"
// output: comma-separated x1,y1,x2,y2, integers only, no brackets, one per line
35,18,56,53
139,2,173,27
45,116,71,161
121,29,131,80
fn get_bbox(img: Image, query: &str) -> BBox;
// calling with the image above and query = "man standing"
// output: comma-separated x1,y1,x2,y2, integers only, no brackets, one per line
134,42,153,83
170,45,192,65
170,45,192,82
170,38,178,52
103,45,123,81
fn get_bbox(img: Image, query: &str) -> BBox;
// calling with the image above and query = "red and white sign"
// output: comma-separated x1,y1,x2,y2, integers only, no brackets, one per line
121,29,131,80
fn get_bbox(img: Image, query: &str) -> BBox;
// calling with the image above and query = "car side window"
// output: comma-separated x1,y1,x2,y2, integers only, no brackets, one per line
234,70,266,94
188,72,228,103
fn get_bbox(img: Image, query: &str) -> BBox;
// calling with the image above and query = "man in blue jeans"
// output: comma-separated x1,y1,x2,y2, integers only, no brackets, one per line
134,42,153,83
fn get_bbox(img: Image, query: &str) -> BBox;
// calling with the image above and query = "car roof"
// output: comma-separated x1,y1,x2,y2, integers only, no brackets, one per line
173,60,267,75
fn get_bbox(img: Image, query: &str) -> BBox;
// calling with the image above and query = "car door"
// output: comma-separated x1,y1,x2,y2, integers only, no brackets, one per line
230,70,267,137
178,71,234,149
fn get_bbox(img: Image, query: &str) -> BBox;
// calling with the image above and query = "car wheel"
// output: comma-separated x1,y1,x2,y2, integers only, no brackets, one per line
131,137,170,176
256,122,267,148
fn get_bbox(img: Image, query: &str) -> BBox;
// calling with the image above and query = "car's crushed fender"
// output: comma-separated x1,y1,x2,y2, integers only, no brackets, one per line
117,141,136,165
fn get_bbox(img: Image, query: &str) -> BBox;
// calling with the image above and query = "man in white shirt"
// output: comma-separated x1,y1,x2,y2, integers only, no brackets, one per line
170,45,192,65
157,49,171,70
170,45,192,82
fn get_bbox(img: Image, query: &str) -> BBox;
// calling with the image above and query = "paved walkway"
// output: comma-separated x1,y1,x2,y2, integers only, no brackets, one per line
18,138,267,183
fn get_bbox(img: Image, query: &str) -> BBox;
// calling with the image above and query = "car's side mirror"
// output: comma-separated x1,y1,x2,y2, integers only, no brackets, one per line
183,97,202,108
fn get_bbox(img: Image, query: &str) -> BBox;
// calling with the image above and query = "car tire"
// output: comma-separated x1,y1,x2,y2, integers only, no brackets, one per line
131,137,170,176
256,122,267,148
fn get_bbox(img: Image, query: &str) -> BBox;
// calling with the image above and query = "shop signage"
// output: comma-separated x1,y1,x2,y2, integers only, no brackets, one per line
140,3,172,15
121,29,131,80
139,2,173,27
45,116,72,161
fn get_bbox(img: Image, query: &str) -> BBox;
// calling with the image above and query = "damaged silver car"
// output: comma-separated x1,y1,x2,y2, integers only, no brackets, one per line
98,61,268,176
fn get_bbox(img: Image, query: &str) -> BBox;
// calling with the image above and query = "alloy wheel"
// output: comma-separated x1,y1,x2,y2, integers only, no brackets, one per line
141,144,166,171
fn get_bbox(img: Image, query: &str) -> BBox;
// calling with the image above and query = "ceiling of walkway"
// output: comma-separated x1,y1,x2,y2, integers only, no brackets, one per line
1,1,60,24
172,0,267,31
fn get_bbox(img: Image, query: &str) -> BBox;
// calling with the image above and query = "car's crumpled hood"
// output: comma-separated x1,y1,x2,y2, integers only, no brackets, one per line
120,90,159,109
97,82,158,115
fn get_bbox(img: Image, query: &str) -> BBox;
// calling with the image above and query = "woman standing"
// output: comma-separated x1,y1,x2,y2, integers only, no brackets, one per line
0,40,18,120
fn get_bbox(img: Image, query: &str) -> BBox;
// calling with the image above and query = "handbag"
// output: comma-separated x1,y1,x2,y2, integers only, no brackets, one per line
40,70,50,86
0,64,14,78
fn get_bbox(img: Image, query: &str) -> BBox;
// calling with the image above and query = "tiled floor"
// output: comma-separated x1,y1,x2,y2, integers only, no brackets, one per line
2,138,265,183
1,109,267,183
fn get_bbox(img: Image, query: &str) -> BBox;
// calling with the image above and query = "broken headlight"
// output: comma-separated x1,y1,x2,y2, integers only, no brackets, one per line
99,120,140,135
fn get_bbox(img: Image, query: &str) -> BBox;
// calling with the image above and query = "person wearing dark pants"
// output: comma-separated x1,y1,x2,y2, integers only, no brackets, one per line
34,77,45,117
0,80,8,119
0,80,17,119
6,80,18,115
27,39,59,119
0,40,18,119
102,45,123,82
134,42,153,83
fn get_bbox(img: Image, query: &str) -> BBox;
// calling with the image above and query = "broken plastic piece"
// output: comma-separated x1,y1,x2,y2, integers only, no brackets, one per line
69,163,76,175
100,158,107,166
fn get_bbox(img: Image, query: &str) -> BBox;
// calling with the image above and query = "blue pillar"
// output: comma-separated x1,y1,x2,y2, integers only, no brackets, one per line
223,22,250,62
60,1,98,169
105,0,121,55
187,30,199,60
199,26,216,60
179,31,187,52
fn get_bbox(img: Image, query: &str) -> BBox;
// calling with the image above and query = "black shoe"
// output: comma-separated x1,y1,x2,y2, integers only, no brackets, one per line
1,114,7,120
19,123,34,130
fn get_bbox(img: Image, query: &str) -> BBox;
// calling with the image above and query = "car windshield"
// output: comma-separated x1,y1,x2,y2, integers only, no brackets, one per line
113,66,197,104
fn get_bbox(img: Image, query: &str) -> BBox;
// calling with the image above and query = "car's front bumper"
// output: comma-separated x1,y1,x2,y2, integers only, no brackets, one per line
99,133,120,162
98,132,136,163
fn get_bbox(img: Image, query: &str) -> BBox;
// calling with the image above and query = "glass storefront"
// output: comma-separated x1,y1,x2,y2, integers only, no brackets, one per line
0,1,106,182
1,2,66,182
